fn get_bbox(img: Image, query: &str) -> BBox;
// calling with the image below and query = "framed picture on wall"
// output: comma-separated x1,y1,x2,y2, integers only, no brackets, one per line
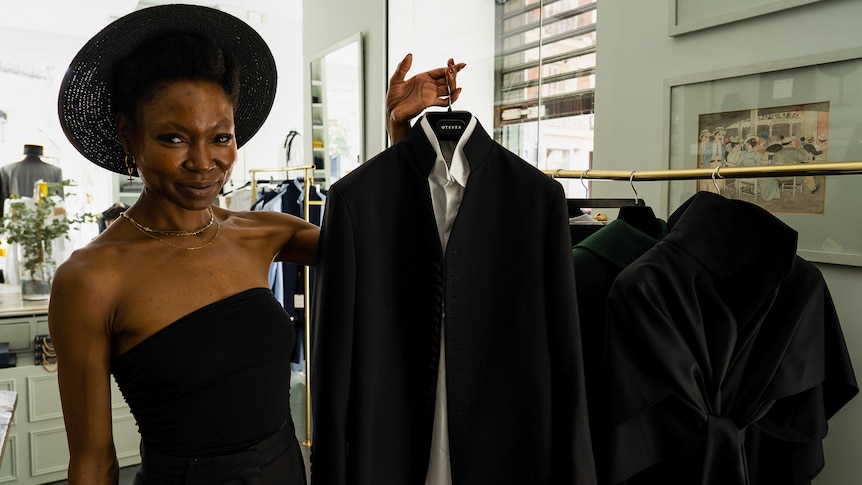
694,101,830,215
663,47,862,266
668,0,827,36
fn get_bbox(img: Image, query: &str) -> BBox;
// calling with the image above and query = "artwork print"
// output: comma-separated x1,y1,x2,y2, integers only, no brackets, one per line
696,101,829,215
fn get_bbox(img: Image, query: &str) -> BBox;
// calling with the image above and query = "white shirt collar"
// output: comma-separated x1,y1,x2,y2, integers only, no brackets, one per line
420,114,477,188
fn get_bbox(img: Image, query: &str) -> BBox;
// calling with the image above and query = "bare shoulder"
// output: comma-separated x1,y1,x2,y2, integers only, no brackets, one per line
48,236,131,357
221,207,309,228
218,208,320,266
52,235,126,308
219,208,317,241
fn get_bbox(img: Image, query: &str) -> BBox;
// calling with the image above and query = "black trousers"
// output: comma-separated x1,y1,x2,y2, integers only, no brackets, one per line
133,421,307,485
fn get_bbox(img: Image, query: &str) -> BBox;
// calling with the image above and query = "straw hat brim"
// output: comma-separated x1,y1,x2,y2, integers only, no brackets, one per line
58,4,277,175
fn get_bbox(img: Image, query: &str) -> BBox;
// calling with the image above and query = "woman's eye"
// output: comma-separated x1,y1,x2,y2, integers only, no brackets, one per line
158,134,184,144
215,134,234,144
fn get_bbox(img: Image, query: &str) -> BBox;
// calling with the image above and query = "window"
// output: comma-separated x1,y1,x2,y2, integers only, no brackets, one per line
494,0,597,197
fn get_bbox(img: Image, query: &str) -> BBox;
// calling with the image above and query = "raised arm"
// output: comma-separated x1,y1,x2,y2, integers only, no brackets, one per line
49,259,119,485
386,53,466,145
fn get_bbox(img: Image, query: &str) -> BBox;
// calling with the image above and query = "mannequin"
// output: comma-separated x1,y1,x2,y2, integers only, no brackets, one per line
0,144,63,217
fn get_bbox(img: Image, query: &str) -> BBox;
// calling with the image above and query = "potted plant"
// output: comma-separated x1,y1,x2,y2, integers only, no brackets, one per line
0,180,97,300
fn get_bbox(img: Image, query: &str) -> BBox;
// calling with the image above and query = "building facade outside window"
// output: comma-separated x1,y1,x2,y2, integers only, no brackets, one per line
495,0,597,197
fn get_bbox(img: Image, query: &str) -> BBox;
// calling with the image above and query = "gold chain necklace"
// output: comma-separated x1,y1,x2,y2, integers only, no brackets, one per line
122,208,221,250
121,206,214,236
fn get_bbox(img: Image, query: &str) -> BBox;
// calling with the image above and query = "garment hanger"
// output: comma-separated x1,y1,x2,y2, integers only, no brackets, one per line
616,171,662,238
712,164,722,193
565,170,647,244
566,170,643,217
284,130,300,164
424,78,472,142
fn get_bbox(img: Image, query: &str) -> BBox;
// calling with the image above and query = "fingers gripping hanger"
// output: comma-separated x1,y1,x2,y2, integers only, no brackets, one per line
426,70,472,142
446,80,454,113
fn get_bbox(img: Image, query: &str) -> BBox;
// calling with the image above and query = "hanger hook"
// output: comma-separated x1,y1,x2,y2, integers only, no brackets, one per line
629,171,640,205
580,170,590,193
712,164,721,193
446,75,453,113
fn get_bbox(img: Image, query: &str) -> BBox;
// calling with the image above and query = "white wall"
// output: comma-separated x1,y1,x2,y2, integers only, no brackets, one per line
387,1,496,136
596,2,862,484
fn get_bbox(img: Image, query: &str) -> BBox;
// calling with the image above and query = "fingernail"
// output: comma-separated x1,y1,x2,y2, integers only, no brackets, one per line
448,68,454,75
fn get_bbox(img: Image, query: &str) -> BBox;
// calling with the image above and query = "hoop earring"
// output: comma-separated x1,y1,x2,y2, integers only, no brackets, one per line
124,153,136,186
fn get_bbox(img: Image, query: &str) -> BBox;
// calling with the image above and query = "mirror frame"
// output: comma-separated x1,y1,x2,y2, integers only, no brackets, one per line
308,32,364,188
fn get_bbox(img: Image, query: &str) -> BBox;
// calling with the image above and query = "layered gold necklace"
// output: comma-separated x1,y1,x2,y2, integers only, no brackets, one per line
121,206,220,250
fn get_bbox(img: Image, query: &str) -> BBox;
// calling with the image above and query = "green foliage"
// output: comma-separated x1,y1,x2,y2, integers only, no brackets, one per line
0,180,98,279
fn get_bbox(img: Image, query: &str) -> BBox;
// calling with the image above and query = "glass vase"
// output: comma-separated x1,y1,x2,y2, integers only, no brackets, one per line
19,250,54,301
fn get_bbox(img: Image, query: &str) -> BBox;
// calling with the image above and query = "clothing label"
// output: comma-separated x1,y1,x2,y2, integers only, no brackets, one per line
435,118,465,136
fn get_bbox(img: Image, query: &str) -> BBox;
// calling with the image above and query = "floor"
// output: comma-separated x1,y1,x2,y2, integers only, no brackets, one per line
48,370,311,484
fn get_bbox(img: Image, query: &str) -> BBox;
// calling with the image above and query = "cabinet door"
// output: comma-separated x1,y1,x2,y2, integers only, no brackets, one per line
0,320,32,355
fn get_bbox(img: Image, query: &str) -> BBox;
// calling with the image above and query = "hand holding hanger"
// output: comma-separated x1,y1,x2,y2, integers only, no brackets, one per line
386,53,467,144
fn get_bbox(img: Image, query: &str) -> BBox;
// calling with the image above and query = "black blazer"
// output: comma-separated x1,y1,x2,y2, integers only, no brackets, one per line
311,117,596,484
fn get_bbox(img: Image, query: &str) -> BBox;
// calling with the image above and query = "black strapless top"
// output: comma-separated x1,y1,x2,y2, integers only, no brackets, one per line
112,288,295,457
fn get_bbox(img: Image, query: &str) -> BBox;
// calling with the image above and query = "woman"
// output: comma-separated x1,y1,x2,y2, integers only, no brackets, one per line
50,4,464,484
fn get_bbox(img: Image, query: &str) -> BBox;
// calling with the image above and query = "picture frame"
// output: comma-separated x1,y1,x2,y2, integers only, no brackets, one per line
668,0,826,36
663,47,862,266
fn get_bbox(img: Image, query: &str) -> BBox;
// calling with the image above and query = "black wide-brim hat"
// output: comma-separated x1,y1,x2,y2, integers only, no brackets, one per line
58,4,277,175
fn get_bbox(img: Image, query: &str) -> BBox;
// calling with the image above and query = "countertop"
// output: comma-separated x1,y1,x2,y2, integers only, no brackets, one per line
0,284,49,315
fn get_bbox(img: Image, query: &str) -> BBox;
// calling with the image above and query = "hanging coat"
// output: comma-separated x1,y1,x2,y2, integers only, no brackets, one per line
311,117,596,485
602,191,857,485
570,217,667,484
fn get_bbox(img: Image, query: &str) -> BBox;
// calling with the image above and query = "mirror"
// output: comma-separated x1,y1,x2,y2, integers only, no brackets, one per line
309,34,363,187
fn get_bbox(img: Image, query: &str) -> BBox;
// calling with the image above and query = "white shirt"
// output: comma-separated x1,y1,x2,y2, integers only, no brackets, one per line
421,114,477,485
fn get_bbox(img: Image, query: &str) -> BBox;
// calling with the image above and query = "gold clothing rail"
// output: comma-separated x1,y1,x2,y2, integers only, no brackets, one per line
249,165,318,204
248,165,323,448
543,161,862,181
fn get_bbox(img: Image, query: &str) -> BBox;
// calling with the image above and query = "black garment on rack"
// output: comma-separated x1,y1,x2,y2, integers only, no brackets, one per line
280,179,324,364
602,192,858,485
311,116,595,485
570,217,667,483
251,183,282,211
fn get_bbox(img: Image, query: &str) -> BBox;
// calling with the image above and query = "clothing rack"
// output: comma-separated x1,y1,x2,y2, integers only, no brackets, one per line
543,160,862,181
249,165,322,447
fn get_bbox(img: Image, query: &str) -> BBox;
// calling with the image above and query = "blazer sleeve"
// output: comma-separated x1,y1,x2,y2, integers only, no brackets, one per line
310,187,357,485
545,182,598,484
